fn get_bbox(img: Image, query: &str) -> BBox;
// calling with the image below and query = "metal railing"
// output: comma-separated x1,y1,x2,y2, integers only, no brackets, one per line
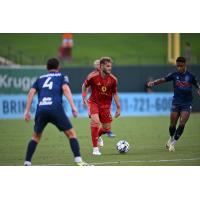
0,45,36,65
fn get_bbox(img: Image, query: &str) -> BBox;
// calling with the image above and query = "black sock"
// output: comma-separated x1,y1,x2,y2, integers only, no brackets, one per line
25,140,38,162
169,126,176,137
69,138,81,157
174,125,185,140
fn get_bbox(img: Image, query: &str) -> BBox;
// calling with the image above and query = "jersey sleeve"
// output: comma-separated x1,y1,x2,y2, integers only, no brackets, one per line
62,75,70,85
191,74,200,89
84,75,92,87
31,78,39,91
164,72,174,82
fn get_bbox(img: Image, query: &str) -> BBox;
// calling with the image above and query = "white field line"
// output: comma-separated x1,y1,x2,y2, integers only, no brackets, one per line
38,157,200,166
90,157,200,165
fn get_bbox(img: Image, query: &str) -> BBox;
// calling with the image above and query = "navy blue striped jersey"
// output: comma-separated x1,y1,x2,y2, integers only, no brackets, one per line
32,71,69,110
164,71,199,104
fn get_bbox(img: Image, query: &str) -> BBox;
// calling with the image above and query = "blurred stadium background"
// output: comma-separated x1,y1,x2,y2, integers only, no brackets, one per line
0,33,200,66
0,33,200,166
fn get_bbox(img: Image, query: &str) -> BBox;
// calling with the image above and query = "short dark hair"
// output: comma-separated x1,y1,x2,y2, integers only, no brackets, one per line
176,56,186,63
100,57,113,65
47,58,59,70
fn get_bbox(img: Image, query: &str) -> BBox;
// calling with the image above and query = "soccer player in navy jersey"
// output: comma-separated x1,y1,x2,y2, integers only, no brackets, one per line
148,56,200,151
24,58,90,166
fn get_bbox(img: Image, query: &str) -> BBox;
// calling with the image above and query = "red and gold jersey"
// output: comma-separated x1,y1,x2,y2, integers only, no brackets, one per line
84,71,118,107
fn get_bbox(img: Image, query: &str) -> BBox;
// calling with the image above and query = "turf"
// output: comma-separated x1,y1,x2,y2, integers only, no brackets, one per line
0,33,200,66
0,113,200,166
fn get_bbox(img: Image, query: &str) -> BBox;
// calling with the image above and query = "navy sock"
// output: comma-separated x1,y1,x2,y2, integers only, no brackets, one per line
174,125,185,140
25,140,38,162
169,126,176,137
69,138,81,157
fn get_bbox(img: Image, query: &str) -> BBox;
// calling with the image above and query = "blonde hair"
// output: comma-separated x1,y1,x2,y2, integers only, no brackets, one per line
93,59,100,69
100,57,113,65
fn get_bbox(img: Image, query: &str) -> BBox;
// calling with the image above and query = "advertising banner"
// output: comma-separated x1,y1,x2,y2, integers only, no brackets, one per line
0,93,173,119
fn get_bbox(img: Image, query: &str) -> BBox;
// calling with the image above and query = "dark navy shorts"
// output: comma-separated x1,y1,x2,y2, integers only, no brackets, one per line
34,106,73,133
171,103,192,113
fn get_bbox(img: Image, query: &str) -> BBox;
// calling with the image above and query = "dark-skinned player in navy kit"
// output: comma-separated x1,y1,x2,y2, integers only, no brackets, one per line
24,58,90,166
148,56,200,151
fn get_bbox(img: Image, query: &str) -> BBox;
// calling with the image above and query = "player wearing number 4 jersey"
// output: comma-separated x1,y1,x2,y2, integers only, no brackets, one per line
24,58,90,166
148,56,200,151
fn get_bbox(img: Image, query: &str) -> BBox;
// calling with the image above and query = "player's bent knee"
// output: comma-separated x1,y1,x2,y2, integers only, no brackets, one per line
102,123,111,132
90,118,100,128
32,133,42,143
179,118,189,126
64,128,77,138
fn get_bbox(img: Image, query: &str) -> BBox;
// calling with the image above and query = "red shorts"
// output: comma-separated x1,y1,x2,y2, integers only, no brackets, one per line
88,102,112,123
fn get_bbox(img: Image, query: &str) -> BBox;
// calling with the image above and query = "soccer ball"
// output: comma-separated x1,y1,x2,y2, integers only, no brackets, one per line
116,140,130,153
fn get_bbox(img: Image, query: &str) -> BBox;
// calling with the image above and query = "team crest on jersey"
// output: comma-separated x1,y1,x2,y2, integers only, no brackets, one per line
185,75,190,82
176,76,179,80
101,86,107,92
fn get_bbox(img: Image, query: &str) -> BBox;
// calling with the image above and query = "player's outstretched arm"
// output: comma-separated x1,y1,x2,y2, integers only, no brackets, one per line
62,84,78,117
82,83,88,106
197,89,200,97
113,93,121,118
24,88,36,121
147,77,166,87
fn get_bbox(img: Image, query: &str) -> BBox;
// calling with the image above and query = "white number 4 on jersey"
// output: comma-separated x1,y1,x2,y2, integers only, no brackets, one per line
43,77,53,90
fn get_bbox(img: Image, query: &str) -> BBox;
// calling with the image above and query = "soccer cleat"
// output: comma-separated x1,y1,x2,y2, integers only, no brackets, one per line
92,148,102,155
98,137,104,147
166,138,172,149
76,161,93,166
106,131,116,138
169,144,175,152
24,161,32,166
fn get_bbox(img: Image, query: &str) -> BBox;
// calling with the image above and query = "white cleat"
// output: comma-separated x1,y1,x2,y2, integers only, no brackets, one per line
93,150,102,155
76,161,93,166
92,147,102,155
98,137,104,147
169,144,175,152
24,161,32,166
166,138,172,150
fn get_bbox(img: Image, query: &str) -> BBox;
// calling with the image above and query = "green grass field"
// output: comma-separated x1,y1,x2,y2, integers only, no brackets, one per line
0,33,200,66
0,113,200,166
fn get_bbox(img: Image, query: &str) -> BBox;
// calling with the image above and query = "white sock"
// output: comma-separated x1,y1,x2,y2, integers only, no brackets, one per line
74,156,82,163
93,147,99,152
171,139,177,146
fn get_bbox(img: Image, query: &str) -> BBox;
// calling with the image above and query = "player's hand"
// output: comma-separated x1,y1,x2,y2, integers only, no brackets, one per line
197,89,200,97
24,111,31,121
115,108,121,118
72,107,78,118
147,81,154,87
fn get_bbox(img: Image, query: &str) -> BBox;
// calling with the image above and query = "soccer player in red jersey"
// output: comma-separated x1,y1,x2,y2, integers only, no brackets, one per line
88,59,116,138
82,57,121,155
